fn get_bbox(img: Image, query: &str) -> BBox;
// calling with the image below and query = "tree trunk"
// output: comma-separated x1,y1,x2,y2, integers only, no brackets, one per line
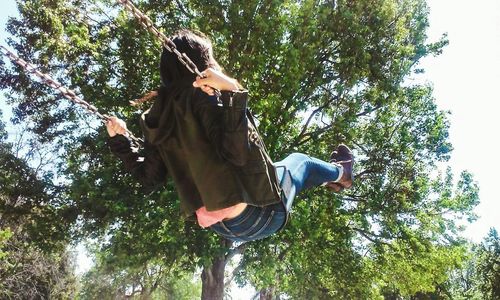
201,254,226,300
259,286,276,300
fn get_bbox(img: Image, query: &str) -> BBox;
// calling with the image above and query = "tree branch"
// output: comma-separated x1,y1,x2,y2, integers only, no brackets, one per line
295,124,334,147
174,0,195,19
351,227,394,247
341,196,368,203
225,243,248,263
296,93,339,143
356,104,383,118
355,169,377,178
224,263,244,288
352,141,369,155
150,265,163,294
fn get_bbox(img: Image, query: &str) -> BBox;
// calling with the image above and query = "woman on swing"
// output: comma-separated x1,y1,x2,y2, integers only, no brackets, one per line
106,30,354,242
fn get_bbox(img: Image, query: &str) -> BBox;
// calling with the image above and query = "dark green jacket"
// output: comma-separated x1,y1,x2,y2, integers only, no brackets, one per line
109,87,282,217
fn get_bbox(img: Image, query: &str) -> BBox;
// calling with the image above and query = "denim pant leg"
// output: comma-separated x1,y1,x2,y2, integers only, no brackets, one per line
210,153,340,242
274,152,341,210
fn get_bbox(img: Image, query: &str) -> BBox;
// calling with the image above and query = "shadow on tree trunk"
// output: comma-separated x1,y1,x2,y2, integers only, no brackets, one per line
201,239,232,300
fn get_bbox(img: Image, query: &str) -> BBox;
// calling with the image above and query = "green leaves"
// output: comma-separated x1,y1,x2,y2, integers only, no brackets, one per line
0,228,13,261
475,228,500,299
0,0,480,298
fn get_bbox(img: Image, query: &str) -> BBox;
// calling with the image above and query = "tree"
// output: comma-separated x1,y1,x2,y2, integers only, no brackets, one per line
78,242,201,300
0,113,77,299
438,244,483,300
0,0,479,299
475,228,500,299
407,230,500,300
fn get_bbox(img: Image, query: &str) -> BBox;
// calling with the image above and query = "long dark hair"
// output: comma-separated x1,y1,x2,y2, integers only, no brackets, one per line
160,29,220,86
143,29,219,144
132,30,219,106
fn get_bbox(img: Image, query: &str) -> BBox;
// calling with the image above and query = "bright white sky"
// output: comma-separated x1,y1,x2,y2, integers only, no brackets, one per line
0,0,499,294
420,0,500,241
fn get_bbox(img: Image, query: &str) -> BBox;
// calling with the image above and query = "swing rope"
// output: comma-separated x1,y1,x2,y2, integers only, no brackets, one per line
116,0,201,77
116,0,221,97
0,45,143,144
0,0,216,145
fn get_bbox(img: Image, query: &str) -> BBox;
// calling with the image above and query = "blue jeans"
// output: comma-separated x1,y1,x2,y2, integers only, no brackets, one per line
210,153,341,242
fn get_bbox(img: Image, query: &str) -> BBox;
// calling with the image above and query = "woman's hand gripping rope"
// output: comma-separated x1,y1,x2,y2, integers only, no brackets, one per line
106,116,128,138
193,68,242,96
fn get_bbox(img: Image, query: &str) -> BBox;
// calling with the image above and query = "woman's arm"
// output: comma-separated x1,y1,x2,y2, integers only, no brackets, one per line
192,68,241,94
106,117,167,190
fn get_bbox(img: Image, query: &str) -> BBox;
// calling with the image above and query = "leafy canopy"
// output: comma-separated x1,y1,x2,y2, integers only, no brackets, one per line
0,0,479,298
